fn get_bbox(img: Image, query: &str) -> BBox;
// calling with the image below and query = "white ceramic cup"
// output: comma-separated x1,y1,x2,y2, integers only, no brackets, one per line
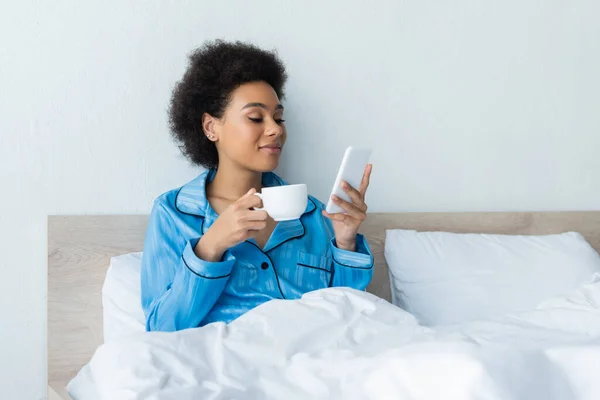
253,184,308,221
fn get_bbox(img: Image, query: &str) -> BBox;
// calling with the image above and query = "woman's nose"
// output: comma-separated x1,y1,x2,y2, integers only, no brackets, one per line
265,120,283,136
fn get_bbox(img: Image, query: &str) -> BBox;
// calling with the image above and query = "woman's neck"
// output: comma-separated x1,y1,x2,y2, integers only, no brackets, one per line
207,162,263,201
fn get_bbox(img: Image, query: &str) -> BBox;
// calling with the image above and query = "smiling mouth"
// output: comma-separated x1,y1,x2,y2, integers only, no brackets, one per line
260,145,282,154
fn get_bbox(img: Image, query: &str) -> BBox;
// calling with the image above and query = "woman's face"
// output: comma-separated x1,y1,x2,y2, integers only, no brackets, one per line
210,81,286,172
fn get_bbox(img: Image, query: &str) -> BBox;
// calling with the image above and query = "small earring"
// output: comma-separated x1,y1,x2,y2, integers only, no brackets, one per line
207,135,214,140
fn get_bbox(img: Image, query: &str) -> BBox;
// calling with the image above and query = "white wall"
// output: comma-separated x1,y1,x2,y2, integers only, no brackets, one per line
1,1,599,398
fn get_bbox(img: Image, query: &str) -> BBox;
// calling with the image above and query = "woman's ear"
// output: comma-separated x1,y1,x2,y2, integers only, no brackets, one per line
202,113,219,142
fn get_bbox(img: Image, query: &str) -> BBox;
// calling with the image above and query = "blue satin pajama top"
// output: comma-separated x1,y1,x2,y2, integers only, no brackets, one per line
140,169,374,332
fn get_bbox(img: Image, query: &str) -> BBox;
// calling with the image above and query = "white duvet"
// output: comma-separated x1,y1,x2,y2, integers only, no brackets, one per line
69,274,600,400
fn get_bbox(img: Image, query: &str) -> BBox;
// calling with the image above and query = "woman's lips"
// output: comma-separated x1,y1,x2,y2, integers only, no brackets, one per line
260,145,282,154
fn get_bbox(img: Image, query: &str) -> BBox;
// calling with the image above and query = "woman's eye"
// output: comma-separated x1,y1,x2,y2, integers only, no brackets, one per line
248,117,285,124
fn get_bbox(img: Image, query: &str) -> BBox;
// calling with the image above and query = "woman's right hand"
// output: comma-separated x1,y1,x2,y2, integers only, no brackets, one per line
194,188,267,262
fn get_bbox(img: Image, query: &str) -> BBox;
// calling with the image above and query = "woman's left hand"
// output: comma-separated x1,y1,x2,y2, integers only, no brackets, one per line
322,164,372,252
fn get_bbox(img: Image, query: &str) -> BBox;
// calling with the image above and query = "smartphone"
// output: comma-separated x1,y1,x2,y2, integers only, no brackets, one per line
325,147,372,214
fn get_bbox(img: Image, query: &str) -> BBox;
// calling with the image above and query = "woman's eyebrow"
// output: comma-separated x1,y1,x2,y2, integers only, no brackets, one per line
241,102,284,111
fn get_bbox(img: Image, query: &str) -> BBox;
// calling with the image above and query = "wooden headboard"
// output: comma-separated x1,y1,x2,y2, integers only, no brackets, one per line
48,211,600,399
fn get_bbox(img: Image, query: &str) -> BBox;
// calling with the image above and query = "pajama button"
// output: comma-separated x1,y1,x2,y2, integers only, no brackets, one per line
261,262,269,270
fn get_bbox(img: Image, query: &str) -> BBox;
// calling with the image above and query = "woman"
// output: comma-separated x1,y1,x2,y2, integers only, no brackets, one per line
141,40,374,332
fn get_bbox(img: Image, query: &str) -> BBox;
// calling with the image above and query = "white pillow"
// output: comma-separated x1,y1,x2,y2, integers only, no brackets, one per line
102,252,146,342
384,230,600,326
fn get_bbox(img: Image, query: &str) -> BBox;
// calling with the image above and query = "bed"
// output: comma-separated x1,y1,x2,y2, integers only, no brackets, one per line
47,211,600,399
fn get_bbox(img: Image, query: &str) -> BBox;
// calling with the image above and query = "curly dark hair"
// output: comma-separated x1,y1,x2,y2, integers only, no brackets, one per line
168,40,288,168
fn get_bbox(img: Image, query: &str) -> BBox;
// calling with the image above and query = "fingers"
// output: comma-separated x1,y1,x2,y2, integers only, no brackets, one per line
234,218,267,240
243,209,268,221
233,219,268,242
358,164,372,196
322,209,349,222
235,188,263,209
239,187,256,198
328,195,366,220
244,220,268,231
340,182,366,211
339,163,372,209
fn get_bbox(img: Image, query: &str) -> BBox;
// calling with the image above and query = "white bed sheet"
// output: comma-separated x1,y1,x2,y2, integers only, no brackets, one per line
70,273,600,400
